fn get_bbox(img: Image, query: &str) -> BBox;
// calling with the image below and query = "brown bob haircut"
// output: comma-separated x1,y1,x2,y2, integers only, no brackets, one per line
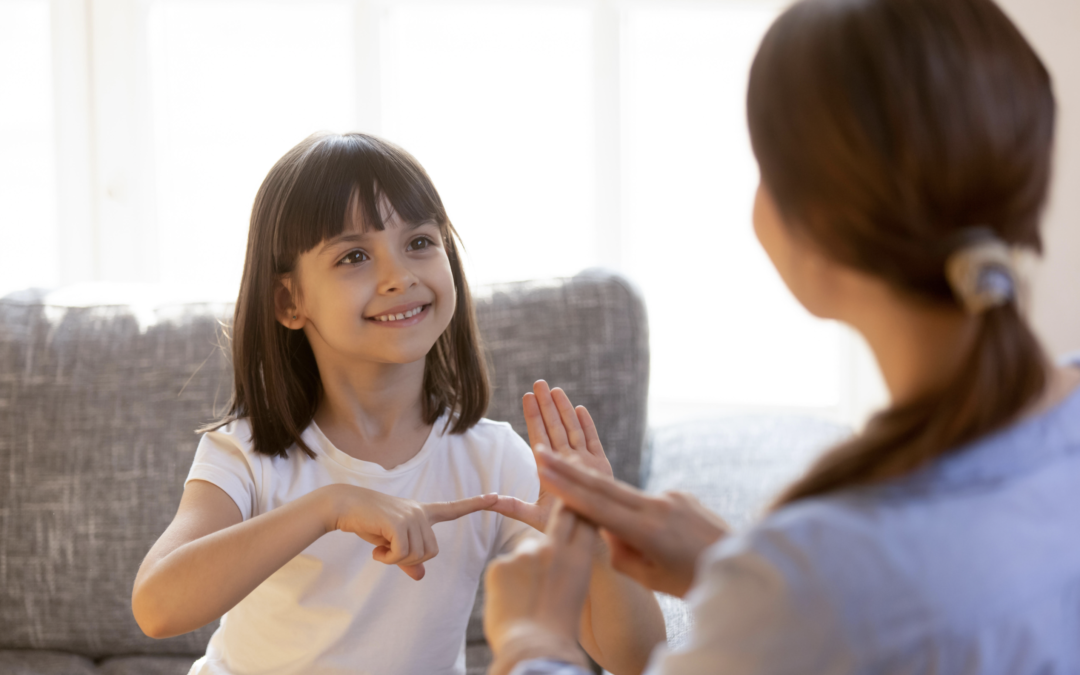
747,0,1055,506
205,132,490,458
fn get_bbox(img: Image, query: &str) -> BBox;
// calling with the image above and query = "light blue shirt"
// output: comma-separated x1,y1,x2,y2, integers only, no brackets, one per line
515,373,1080,675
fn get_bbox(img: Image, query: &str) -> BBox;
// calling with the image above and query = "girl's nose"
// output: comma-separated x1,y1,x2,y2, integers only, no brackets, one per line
376,254,418,294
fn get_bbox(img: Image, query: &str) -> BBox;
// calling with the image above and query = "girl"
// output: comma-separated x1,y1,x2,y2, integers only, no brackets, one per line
481,0,1080,672
131,132,664,675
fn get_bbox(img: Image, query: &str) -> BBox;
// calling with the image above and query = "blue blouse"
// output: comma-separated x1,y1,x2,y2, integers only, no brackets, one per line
514,372,1080,674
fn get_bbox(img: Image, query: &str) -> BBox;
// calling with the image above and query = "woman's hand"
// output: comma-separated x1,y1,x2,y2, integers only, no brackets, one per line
484,504,597,675
489,380,614,531
538,450,729,598
328,485,497,580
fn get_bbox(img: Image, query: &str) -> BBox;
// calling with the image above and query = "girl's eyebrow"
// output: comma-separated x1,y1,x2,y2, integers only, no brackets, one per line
317,221,434,256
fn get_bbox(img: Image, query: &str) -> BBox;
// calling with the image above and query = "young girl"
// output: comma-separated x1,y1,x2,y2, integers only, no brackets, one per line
130,132,663,675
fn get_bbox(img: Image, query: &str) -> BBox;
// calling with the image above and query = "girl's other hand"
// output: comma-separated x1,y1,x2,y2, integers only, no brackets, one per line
538,450,729,598
329,486,498,580
484,503,596,673
489,381,614,531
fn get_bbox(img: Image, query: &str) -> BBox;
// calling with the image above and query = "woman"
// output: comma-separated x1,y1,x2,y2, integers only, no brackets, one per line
483,0,1080,672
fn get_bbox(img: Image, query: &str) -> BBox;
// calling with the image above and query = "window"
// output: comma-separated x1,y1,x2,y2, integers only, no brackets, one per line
0,0,887,426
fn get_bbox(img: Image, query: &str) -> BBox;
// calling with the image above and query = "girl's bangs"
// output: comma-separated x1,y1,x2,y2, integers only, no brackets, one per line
272,133,449,274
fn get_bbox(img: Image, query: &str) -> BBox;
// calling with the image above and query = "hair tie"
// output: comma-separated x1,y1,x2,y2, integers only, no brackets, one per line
944,227,1018,314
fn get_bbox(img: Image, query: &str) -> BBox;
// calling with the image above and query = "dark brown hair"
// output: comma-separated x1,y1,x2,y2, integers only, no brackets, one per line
746,0,1055,505
203,132,489,458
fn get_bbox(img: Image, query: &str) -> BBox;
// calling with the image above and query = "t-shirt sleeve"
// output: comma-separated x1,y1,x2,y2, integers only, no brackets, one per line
644,520,849,675
492,428,542,557
185,422,260,521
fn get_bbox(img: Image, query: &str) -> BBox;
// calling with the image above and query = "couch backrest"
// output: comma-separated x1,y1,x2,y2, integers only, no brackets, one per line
0,270,648,659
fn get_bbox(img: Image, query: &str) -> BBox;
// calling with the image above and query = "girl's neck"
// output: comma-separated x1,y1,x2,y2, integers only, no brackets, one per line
313,359,432,464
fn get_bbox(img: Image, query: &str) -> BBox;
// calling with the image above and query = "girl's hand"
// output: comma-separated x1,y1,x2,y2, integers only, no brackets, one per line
484,503,596,674
329,486,498,581
537,450,729,598
489,380,614,531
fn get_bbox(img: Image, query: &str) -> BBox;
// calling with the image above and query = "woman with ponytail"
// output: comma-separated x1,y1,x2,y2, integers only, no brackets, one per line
481,0,1080,672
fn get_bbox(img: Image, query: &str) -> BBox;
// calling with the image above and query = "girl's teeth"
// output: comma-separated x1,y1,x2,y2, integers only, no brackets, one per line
377,306,423,321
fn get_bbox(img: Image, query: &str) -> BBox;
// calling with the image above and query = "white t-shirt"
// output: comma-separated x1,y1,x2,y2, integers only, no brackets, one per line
184,413,540,675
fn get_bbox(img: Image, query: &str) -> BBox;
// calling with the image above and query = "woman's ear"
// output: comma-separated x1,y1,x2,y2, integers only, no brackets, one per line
274,277,304,329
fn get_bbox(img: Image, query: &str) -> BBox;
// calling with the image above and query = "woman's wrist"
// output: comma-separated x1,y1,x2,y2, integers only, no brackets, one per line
489,622,589,675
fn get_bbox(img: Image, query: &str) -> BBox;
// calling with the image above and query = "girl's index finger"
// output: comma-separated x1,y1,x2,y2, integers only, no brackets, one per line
424,493,499,524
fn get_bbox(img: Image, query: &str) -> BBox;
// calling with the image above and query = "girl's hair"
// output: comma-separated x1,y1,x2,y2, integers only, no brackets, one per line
746,0,1055,506
204,132,490,458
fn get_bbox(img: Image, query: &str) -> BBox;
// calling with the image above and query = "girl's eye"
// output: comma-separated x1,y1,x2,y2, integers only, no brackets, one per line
407,236,436,251
339,249,369,265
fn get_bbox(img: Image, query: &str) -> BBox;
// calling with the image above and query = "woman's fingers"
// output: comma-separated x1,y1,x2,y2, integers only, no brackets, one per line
539,450,645,510
522,392,552,450
533,381,572,453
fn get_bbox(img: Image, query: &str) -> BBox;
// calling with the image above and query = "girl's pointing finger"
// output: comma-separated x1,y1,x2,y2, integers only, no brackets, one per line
424,493,499,524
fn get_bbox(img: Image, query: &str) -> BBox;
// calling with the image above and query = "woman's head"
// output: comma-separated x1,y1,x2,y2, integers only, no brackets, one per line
217,132,489,458
745,0,1055,502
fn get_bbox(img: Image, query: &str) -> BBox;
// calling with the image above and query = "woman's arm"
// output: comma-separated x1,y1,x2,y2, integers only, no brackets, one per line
132,481,495,638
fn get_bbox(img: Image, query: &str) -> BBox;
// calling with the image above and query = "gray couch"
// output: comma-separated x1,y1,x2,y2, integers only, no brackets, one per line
0,270,847,674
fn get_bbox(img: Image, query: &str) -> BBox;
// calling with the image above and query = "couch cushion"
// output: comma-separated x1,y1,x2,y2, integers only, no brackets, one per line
0,650,96,675
96,656,195,675
643,413,850,648
0,270,649,663
476,270,649,487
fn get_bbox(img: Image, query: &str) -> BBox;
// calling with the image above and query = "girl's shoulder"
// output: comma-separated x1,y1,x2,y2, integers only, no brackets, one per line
200,417,257,454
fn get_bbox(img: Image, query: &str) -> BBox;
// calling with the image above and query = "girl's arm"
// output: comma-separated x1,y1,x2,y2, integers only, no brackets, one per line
132,480,495,639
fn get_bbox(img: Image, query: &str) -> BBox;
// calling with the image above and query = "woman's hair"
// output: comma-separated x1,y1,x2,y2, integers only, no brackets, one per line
203,132,489,458
746,0,1055,505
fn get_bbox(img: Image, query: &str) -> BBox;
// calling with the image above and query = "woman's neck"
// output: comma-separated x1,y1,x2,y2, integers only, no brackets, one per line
841,279,979,407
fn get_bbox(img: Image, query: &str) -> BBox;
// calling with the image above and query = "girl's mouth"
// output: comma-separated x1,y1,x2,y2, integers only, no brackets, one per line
366,304,430,326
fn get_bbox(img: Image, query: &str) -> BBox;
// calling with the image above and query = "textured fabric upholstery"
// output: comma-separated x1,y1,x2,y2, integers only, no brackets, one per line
0,650,97,675
0,270,649,672
642,414,850,649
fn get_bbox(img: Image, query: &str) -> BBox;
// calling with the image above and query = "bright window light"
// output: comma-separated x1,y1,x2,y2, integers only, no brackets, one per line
148,0,355,300
381,4,595,286
0,0,57,295
622,4,844,417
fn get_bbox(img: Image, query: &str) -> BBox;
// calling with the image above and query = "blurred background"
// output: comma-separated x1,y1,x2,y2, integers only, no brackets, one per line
1,0,1077,429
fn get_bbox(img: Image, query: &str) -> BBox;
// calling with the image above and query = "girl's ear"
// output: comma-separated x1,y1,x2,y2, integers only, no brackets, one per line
274,277,304,329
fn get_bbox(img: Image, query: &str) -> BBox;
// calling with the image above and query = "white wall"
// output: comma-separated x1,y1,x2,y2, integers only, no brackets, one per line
999,0,1080,358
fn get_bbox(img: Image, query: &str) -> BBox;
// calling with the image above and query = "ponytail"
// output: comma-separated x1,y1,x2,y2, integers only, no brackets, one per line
748,0,1056,506
775,305,1046,505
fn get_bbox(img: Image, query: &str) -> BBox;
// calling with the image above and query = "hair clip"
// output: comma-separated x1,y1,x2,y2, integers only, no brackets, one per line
944,227,1017,314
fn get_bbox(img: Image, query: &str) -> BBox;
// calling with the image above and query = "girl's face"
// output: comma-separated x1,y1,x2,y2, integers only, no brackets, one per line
281,201,457,368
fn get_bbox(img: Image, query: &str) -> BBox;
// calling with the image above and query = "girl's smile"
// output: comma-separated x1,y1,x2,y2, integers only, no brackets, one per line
366,302,432,326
